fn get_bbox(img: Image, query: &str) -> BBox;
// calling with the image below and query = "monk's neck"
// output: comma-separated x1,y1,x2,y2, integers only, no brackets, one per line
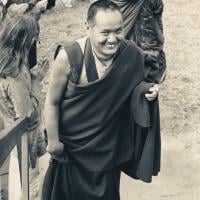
92,49,114,66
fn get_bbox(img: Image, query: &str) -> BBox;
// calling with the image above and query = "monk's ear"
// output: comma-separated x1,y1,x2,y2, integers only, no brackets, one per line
85,21,91,37
85,21,90,31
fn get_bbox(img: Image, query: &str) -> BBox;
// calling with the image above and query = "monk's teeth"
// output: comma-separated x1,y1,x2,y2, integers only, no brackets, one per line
107,44,115,48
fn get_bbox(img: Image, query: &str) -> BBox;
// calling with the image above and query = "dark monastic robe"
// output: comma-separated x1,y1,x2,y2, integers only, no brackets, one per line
58,39,145,172
42,39,160,200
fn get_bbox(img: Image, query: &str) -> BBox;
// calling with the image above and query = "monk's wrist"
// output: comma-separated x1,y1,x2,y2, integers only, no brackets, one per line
46,141,64,155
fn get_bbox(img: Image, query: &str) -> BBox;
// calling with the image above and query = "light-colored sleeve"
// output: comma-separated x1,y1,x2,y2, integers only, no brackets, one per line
6,77,34,119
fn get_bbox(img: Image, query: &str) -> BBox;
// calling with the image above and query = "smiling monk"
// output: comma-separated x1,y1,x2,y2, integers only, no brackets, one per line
42,1,161,199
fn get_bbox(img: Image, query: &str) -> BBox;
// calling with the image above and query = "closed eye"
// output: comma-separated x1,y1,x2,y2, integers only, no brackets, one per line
115,28,123,34
101,31,109,36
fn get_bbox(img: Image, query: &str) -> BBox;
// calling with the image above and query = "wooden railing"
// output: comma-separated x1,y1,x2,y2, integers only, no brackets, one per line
0,117,29,200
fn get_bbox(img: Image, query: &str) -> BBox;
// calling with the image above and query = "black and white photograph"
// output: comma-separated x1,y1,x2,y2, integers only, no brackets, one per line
0,0,200,199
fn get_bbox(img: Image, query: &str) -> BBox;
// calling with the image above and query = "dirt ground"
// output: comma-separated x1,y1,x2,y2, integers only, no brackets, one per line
1,0,200,199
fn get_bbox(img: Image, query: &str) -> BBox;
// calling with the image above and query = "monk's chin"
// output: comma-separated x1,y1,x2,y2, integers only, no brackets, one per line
103,48,118,56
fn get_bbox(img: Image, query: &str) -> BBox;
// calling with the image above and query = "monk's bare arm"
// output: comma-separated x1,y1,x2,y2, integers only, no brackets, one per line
45,48,70,155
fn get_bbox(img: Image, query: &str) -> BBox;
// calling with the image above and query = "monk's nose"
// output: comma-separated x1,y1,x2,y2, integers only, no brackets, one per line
107,34,118,43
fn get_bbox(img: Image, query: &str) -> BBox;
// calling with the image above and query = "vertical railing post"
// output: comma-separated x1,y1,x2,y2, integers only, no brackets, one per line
21,133,29,200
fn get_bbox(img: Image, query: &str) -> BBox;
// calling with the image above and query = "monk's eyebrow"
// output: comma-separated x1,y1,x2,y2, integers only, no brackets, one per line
101,27,123,32
116,27,123,31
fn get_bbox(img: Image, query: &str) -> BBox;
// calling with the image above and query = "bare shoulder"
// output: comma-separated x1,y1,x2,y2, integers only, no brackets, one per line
55,48,68,66
56,48,68,61
51,48,70,78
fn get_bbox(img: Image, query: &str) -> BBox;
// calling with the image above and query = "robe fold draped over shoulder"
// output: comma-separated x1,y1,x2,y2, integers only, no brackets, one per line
58,40,145,172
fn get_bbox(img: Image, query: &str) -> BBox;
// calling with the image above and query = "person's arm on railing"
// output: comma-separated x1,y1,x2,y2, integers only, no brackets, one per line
45,48,70,155
6,78,35,123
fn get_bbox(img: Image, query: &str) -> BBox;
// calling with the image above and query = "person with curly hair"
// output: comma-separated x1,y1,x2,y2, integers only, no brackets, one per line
0,15,46,200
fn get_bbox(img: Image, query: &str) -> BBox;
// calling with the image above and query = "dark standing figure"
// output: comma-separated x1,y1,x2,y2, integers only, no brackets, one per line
112,0,166,83
43,1,161,199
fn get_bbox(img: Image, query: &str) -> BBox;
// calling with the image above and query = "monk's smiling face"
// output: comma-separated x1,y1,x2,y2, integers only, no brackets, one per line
87,9,124,61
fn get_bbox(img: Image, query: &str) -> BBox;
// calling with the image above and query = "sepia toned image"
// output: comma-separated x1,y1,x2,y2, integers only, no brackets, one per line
0,0,200,199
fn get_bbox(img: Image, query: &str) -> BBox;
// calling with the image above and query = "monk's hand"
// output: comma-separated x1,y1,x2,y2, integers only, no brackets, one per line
46,141,64,156
145,84,159,101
